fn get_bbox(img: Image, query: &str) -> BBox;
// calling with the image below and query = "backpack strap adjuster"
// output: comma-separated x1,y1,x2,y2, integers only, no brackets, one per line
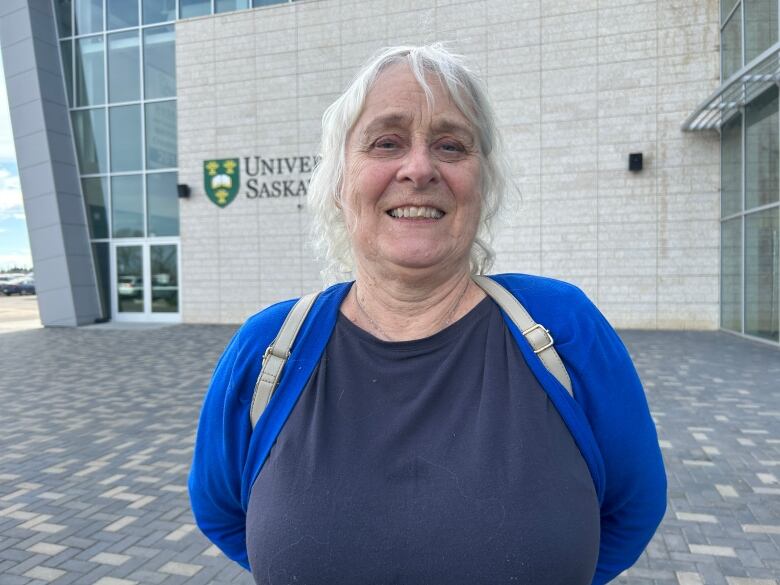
522,323,554,354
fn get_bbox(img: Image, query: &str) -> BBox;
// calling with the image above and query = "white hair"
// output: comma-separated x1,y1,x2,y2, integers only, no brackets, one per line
307,43,512,283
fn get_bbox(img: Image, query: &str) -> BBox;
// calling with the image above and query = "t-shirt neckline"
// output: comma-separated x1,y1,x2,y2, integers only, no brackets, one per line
336,296,494,352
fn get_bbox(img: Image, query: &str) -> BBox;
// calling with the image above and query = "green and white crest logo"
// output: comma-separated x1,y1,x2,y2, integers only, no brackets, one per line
204,159,240,208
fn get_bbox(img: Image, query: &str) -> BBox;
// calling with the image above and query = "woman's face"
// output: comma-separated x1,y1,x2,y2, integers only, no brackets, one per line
342,63,482,279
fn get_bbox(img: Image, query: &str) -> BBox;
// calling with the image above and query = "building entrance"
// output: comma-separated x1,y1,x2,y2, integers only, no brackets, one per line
111,240,180,322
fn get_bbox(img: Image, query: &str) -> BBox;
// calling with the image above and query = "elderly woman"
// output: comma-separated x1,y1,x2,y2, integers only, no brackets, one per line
189,45,666,585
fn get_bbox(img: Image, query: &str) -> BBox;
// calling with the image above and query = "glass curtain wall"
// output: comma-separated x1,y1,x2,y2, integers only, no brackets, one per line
55,0,180,319
53,0,297,320
719,0,780,344
723,0,779,79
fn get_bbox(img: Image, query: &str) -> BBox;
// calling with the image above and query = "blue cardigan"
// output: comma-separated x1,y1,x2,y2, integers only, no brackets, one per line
188,273,667,584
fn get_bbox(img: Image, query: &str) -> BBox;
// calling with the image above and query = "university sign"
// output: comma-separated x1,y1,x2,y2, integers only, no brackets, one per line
203,155,318,208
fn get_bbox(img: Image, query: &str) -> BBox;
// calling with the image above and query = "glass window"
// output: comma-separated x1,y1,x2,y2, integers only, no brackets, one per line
744,208,779,341
107,0,139,30
722,10,742,79
75,0,103,35
147,172,179,236
53,0,72,38
92,242,110,320
721,218,743,332
745,86,779,210
143,25,176,99
254,0,286,6
744,0,777,62
82,177,109,238
721,112,742,218
180,0,212,18
116,245,144,312
217,0,250,13
107,31,140,103
111,175,144,237
61,40,73,107
71,108,107,174
75,36,105,106
151,244,178,313
722,0,739,24
109,105,142,172
146,101,177,169
143,0,176,24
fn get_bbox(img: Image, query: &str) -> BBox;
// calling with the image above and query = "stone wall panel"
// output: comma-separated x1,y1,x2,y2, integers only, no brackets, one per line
178,0,720,328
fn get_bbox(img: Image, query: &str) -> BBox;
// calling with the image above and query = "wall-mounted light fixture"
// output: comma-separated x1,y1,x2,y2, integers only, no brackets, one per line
177,184,191,198
628,153,643,172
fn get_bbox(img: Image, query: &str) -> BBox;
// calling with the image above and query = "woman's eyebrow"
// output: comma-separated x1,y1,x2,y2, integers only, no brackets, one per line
431,118,474,140
358,113,474,142
360,113,414,138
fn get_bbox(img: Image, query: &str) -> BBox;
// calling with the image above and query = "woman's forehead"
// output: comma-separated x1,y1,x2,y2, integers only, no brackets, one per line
356,67,472,133
368,63,454,108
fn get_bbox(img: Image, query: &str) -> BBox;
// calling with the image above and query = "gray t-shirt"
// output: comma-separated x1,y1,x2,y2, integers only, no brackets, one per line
247,297,599,585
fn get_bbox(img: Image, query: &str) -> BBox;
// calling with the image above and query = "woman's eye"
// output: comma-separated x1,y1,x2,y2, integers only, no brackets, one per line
439,141,465,153
374,138,399,149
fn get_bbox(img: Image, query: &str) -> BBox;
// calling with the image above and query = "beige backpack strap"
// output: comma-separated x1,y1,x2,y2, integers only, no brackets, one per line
250,292,319,429
472,275,573,397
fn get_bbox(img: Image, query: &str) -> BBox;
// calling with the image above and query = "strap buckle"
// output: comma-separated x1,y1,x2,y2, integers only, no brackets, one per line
521,323,554,354
262,344,290,366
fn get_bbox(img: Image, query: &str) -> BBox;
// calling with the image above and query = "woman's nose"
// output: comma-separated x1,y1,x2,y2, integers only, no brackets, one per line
397,143,439,189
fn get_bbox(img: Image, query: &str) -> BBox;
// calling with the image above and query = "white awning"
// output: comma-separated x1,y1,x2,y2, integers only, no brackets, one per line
682,42,780,131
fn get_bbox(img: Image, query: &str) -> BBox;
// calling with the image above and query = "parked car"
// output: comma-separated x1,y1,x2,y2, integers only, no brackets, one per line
118,276,142,298
1,277,35,295
0,273,26,284
152,273,177,302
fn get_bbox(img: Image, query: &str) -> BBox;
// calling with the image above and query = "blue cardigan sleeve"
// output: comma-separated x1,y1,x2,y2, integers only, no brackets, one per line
562,292,667,584
188,302,293,571
188,328,252,570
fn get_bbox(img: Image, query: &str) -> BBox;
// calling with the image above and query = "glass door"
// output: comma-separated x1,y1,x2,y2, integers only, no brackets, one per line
150,243,179,316
115,244,144,315
111,241,180,322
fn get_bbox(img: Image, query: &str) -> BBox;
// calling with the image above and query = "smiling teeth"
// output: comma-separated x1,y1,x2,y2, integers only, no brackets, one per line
389,206,444,219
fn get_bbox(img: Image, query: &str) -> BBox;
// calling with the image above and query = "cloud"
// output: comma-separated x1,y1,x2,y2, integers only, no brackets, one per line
0,163,24,217
0,170,29,268
0,50,18,164
0,51,29,269
0,189,24,215
0,252,32,270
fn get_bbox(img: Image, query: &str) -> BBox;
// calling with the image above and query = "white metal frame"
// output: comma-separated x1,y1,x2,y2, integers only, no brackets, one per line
110,238,181,322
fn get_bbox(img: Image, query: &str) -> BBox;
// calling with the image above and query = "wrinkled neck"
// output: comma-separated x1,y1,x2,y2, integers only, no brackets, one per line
342,264,485,341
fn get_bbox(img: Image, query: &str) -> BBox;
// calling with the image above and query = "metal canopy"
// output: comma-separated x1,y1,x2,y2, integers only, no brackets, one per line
682,42,780,132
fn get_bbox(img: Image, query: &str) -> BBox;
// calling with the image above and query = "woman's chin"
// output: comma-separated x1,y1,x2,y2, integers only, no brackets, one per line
379,250,466,275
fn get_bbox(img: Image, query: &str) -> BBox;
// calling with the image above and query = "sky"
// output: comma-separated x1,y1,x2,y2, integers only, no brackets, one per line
0,44,33,271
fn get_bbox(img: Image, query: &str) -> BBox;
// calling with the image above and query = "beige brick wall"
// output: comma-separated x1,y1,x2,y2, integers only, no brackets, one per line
177,0,721,328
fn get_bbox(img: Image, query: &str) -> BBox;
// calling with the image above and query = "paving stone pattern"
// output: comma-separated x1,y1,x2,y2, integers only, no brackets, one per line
0,326,778,585
614,331,780,585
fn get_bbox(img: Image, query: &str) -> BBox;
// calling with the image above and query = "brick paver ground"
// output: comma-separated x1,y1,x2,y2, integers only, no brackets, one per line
0,325,778,585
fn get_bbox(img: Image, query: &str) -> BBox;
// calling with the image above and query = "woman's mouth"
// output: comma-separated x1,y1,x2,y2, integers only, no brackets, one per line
387,206,444,219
